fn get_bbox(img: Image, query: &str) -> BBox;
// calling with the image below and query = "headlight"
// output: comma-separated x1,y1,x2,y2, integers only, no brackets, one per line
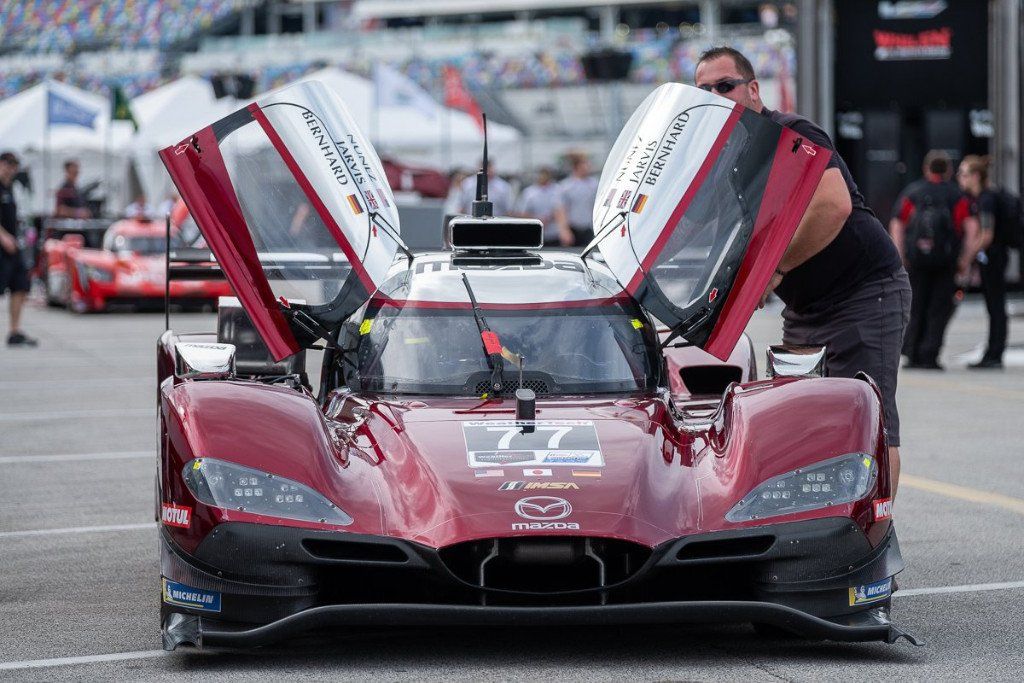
77,263,114,284
182,458,352,525
726,453,877,522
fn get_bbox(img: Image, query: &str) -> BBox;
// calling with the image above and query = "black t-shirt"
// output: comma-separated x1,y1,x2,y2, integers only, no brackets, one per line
0,180,16,238
975,188,1014,256
762,109,902,314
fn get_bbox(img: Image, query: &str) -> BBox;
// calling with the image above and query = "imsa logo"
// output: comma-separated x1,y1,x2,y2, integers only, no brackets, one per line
499,481,580,491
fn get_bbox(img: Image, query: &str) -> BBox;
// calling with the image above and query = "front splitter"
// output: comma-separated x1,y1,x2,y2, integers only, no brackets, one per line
163,600,922,650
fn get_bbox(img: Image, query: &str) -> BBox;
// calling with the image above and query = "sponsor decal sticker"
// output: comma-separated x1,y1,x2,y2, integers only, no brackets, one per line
849,577,893,606
377,188,391,207
346,194,364,215
162,578,221,612
501,481,579,491
873,497,893,521
602,188,616,208
473,451,535,465
512,521,581,531
474,469,505,478
464,420,603,468
630,193,648,214
161,503,191,529
572,470,601,478
523,468,552,477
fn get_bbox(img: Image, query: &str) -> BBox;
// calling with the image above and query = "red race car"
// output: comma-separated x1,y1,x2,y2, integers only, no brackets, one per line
40,205,230,313
155,81,916,650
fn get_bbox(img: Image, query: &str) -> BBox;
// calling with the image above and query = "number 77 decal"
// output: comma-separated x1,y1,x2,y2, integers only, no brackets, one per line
487,426,573,449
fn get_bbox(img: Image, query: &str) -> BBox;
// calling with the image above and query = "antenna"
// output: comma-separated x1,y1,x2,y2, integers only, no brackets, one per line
471,114,493,218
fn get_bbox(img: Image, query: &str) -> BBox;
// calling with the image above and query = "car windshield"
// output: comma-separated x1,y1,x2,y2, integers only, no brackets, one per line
352,301,661,396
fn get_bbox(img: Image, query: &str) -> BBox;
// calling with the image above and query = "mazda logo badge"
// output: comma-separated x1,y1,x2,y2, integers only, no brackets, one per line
514,496,572,520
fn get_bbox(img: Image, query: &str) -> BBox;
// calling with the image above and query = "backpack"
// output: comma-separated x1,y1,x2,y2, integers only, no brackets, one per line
904,184,958,270
996,188,1023,250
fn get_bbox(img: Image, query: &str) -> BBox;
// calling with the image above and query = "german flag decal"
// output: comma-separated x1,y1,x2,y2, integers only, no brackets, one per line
346,194,364,215
630,193,648,214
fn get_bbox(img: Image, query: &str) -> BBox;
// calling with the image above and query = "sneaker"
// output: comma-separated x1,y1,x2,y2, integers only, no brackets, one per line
968,358,1003,369
6,331,38,347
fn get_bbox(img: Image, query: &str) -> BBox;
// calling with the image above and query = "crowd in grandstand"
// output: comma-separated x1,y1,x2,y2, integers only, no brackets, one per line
0,0,794,100
0,0,250,54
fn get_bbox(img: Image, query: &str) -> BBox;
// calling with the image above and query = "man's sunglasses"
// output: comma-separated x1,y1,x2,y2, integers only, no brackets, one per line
698,78,752,95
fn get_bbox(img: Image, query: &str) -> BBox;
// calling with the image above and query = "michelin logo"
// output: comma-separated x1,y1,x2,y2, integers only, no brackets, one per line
849,577,893,606
162,578,221,613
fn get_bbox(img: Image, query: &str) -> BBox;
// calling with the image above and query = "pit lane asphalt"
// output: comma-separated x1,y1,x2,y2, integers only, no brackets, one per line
2,295,1023,681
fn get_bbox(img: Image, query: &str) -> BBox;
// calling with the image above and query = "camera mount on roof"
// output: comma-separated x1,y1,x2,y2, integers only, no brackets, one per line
448,113,544,255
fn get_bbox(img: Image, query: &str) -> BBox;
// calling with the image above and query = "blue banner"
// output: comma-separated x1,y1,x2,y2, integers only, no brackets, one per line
47,90,98,129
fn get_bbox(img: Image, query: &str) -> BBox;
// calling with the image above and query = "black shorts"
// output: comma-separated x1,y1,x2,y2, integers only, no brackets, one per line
0,252,30,294
782,270,912,447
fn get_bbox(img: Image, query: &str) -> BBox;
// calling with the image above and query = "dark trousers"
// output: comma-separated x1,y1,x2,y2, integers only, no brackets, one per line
783,271,911,447
979,251,1008,361
903,266,957,365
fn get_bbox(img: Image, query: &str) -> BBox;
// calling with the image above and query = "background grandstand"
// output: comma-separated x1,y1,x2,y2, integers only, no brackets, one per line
0,0,797,213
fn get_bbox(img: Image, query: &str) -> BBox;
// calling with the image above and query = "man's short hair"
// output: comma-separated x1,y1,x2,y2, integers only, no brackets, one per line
923,150,952,177
0,151,18,166
63,159,79,171
696,46,757,81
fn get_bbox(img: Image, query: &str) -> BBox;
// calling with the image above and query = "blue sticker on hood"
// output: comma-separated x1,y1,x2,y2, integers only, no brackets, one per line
162,578,221,612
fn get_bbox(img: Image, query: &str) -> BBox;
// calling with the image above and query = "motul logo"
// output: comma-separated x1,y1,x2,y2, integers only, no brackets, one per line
873,498,893,521
162,503,192,528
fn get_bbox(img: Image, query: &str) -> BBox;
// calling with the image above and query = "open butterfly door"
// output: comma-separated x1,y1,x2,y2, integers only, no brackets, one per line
160,80,402,361
589,83,830,360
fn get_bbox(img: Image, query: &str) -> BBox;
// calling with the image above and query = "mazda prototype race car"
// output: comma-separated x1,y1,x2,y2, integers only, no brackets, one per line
40,205,231,312
155,80,917,650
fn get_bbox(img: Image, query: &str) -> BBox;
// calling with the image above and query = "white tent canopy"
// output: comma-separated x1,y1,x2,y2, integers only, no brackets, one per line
252,67,522,172
129,75,238,208
0,79,133,215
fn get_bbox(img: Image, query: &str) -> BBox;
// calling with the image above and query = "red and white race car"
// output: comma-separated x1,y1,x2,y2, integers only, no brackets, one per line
41,205,231,313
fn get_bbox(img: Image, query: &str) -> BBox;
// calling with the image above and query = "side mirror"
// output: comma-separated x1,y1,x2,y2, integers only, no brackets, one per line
175,342,236,380
766,344,826,378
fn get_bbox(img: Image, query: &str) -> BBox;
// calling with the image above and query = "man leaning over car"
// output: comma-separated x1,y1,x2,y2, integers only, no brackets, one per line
694,47,910,493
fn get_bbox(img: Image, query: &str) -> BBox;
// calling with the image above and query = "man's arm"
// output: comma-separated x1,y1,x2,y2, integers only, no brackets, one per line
889,218,906,263
958,215,982,277
759,168,850,307
0,225,16,254
777,168,852,272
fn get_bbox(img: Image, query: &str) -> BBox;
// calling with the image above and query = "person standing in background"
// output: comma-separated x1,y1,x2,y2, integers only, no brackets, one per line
958,155,1013,369
0,152,37,347
515,168,564,247
54,159,91,219
556,153,598,247
456,162,514,216
890,151,980,370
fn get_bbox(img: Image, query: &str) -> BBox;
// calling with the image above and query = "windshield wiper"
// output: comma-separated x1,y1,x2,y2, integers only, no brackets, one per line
461,273,506,395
